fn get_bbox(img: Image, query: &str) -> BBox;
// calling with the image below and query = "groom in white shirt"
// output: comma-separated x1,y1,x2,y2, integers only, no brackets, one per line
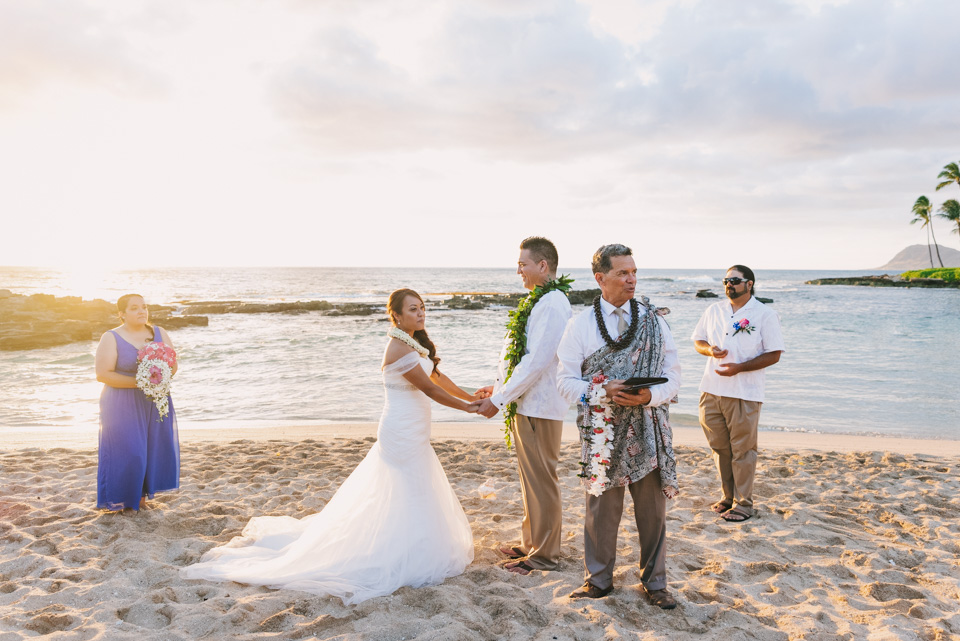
476,237,572,575
557,243,681,608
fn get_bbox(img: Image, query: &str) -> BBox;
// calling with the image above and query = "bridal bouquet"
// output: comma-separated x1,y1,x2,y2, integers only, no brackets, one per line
136,342,177,419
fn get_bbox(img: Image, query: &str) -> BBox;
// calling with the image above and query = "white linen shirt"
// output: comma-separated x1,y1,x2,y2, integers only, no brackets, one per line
690,295,785,403
556,296,681,408
491,289,573,421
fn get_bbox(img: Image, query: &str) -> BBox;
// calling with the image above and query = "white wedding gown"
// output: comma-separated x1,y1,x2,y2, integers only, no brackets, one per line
181,351,474,604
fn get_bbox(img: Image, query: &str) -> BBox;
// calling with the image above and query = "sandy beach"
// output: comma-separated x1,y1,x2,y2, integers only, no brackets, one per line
2,423,959,640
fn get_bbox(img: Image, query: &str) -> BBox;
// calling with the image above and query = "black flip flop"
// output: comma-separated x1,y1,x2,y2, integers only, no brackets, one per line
504,560,535,575
721,507,753,522
710,500,733,514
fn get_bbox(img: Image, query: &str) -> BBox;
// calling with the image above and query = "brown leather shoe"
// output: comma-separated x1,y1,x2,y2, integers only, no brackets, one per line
643,587,677,609
569,582,613,599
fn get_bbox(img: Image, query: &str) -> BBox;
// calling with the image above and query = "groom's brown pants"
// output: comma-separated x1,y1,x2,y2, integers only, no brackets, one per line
584,470,668,591
513,414,562,570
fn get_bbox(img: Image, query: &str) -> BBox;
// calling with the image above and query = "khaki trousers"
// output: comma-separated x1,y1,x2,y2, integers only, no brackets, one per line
698,392,762,511
512,414,563,570
583,470,668,591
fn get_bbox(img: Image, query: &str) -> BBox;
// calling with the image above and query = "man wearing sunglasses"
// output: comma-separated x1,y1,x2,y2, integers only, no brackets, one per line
690,265,785,523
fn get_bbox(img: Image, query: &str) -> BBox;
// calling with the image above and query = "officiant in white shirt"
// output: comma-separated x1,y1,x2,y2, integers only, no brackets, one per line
476,237,573,575
556,243,681,609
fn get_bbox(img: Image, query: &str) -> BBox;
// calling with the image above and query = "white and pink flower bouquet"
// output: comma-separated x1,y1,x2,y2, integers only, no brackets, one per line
136,342,177,419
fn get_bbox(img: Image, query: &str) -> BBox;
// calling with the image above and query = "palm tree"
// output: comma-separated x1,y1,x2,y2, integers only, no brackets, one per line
936,161,960,197
910,196,943,267
937,199,960,245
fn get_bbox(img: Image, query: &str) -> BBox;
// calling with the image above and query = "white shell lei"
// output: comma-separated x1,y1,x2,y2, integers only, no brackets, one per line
387,327,430,358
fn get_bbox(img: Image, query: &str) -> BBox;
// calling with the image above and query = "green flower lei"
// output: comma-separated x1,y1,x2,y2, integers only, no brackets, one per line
501,274,574,447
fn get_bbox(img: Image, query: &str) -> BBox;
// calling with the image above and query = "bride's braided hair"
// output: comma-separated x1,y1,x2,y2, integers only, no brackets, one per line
387,288,440,373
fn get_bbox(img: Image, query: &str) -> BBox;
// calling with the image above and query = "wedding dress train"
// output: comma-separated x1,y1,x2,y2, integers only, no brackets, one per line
181,351,474,604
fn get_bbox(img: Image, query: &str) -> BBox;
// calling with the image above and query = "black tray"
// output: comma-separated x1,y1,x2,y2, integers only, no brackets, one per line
622,376,668,392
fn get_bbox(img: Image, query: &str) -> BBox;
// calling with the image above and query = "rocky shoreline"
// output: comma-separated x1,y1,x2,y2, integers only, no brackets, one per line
0,292,210,351
805,275,960,288
0,287,736,351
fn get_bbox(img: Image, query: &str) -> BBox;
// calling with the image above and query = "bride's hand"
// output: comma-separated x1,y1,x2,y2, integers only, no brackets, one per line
465,400,482,414
473,385,493,400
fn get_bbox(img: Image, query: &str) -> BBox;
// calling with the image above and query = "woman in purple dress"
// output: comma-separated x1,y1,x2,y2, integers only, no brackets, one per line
94,294,180,512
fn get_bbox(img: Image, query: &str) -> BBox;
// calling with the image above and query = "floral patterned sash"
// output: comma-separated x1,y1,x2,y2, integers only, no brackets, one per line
577,297,679,498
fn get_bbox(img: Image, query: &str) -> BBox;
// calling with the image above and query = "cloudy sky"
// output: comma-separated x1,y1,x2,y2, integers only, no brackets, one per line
2,0,959,270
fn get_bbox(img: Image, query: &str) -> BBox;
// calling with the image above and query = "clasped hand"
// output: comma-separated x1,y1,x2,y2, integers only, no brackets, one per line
466,386,500,418
602,380,651,407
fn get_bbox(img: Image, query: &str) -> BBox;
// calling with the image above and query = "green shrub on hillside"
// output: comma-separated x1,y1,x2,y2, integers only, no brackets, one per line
901,268,960,281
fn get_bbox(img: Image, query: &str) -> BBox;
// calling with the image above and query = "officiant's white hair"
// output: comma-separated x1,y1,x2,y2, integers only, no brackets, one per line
592,244,632,274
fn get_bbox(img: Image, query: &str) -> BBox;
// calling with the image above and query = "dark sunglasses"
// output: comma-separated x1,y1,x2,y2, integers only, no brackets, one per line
722,277,747,285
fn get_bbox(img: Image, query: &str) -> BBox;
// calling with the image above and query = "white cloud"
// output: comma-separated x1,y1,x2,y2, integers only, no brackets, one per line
2,0,960,269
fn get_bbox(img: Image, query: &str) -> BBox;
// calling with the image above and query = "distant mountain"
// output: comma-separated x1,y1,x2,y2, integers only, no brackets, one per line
876,244,960,270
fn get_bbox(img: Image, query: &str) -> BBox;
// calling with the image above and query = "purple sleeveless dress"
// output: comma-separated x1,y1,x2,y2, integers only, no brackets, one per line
97,326,180,510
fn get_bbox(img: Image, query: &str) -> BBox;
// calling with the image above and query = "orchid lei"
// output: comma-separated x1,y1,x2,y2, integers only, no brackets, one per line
501,274,574,448
578,374,615,496
387,327,430,358
135,342,177,420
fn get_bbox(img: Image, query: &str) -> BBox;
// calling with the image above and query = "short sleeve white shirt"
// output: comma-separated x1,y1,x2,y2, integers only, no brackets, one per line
690,296,785,403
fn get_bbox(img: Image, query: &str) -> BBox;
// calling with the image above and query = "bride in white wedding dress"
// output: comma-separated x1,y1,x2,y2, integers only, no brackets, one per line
181,289,482,604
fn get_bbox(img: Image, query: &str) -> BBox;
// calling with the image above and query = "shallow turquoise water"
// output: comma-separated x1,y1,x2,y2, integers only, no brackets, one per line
1,266,957,440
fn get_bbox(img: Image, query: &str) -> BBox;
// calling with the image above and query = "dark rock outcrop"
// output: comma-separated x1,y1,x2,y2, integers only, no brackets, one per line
806,275,960,289
438,288,602,309
696,290,719,298
0,294,208,351
444,296,487,310
566,289,601,306
179,300,378,316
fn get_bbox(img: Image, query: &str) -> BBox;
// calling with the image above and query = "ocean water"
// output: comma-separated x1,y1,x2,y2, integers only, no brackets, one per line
1,266,957,440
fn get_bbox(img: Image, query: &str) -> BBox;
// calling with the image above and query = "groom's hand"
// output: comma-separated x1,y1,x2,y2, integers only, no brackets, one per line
476,398,500,418
474,385,494,399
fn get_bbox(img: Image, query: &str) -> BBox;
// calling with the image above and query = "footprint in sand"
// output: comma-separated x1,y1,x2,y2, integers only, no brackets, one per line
860,582,925,602
26,538,58,556
743,561,789,577
117,603,175,630
24,605,77,634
